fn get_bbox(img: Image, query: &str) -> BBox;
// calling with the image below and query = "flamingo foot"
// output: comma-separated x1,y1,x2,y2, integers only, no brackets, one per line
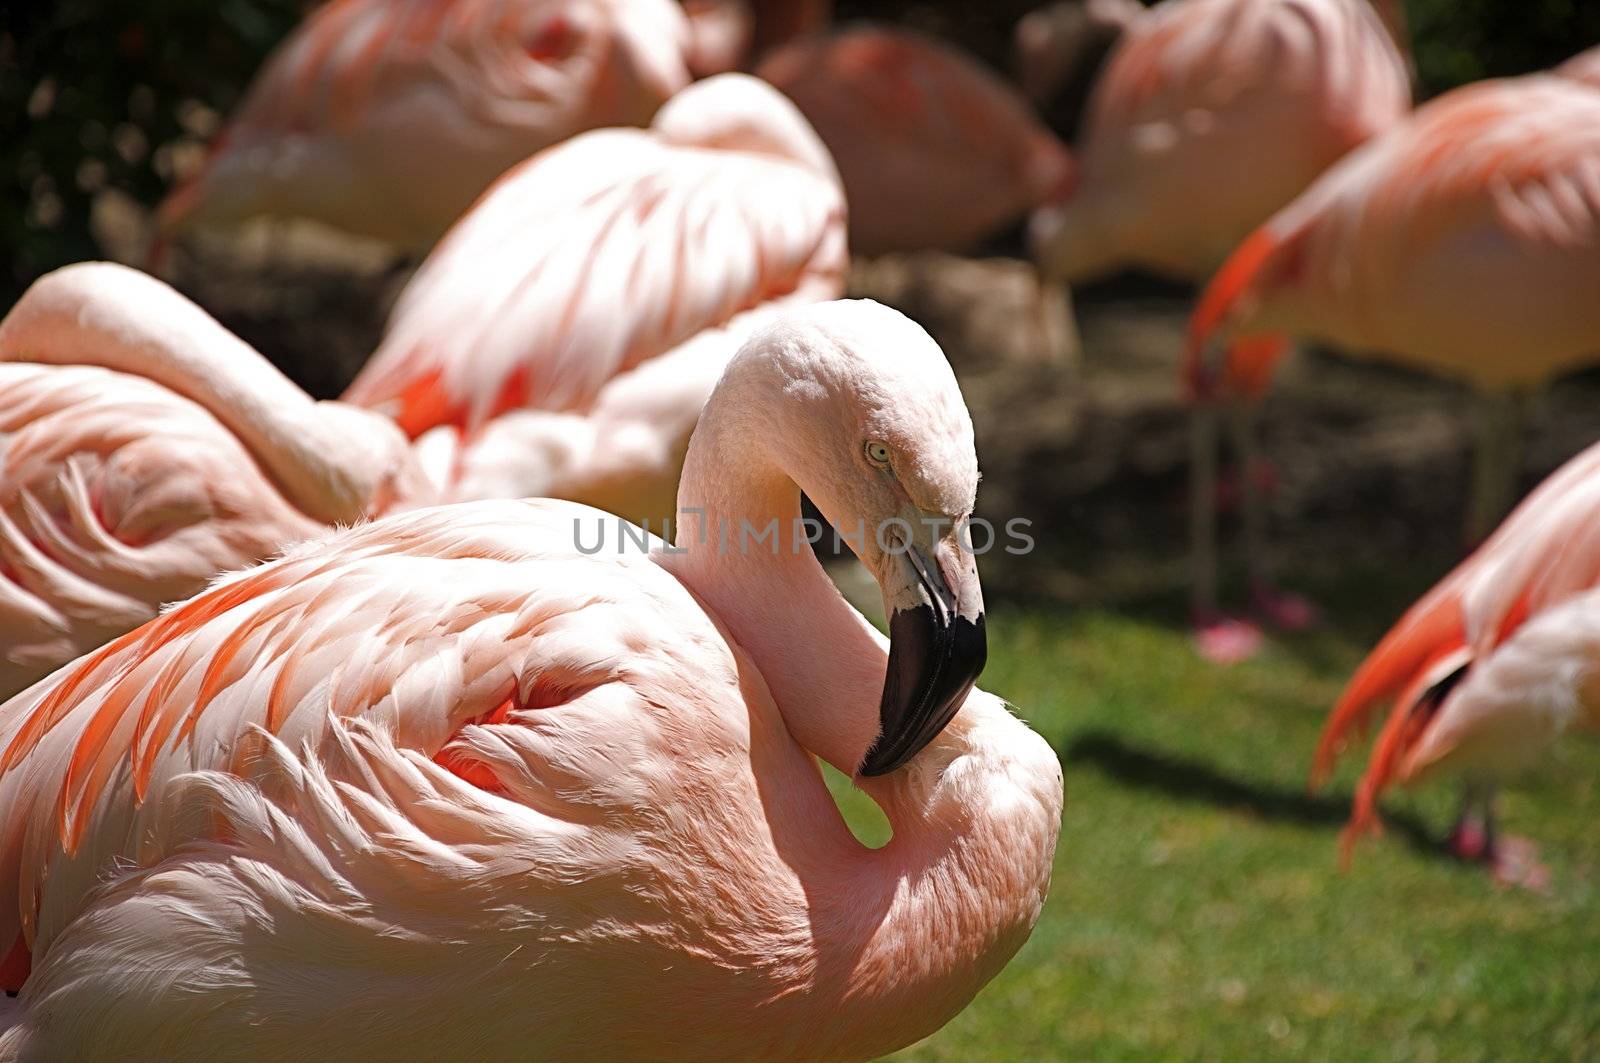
1250,584,1321,631
1489,836,1552,894
1193,611,1263,664
1449,823,1551,893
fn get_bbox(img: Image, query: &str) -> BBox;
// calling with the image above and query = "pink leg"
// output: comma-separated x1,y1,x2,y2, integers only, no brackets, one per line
1191,403,1263,663
1193,608,1264,664
1450,784,1550,893
1230,402,1320,632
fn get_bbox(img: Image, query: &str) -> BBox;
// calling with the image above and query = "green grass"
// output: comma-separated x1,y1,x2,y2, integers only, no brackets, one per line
827,596,1600,1060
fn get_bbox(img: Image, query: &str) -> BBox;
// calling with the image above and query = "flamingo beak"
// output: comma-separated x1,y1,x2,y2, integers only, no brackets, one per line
859,535,987,776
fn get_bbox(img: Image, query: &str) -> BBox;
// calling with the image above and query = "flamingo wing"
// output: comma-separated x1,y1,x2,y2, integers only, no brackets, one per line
1196,77,1600,392
0,365,326,701
342,129,845,435
0,498,747,996
1315,439,1600,835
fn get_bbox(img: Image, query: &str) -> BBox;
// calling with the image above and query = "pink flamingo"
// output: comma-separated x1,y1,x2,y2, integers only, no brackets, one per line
0,301,1063,1057
1187,75,1600,660
1312,437,1600,888
757,26,1074,255
0,263,431,702
157,0,693,251
1030,0,1409,284
343,73,846,526
1025,0,1410,661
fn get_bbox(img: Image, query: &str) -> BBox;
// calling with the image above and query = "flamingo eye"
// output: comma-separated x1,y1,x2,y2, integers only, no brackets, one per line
865,441,892,467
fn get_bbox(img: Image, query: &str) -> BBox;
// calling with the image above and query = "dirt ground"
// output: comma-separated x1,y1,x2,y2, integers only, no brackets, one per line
133,219,1600,616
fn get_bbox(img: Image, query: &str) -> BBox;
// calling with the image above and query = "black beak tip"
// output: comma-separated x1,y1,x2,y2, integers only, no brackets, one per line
858,608,987,777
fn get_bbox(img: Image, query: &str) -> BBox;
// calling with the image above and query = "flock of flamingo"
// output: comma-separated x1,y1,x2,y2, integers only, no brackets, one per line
1,0,1598,1055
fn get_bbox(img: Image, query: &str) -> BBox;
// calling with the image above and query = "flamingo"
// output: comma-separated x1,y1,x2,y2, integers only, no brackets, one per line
157,0,693,252
1312,438,1600,888
342,72,847,526
0,262,432,702
1029,0,1409,284
0,300,1064,1058
1186,75,1600,660
1025,0,1410,661
756,26,1074,255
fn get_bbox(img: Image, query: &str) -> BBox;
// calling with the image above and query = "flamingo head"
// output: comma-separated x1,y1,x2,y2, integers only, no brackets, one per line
724,300,988,776
652,72,840,186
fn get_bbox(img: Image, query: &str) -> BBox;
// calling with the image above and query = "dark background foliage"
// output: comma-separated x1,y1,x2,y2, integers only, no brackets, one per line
3,0,1599,303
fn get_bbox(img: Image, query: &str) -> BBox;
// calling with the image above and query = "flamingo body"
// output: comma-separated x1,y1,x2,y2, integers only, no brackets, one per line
1195,76,1600,394
1032,0,1410,283
344,73,846,523
0,302,1062,1059
0,264,429,701
159,0,693,249
758,27,1073,255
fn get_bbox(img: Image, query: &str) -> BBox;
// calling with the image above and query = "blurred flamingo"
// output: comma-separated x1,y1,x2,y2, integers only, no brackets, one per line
1030,0,1409,284
1187,76,1600,659
343,73,847,526
0,263,431,701
1026,0,1410,661
757,26,1074,255
1312,438,1600,888
157,0,693,252
0,301,1063,1059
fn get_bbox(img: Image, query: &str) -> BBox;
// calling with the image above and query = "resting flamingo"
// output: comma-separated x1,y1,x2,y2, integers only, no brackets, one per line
1026,0,1410,660
343,72,846,526
756,26,1074,255
157,0,692,251
1312,438,1600,888
1187,76,1600,659
0,300,1064,1059
0,262,430,702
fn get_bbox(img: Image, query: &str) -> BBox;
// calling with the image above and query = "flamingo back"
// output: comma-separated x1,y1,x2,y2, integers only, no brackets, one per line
758,27,1073,255
1040,0,1409,281
158,0,693,248
0,499,843,1057
343,124,845,436
0,365,325,701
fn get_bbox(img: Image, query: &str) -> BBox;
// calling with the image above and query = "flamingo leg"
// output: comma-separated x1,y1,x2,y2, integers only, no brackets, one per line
1231,400,1317,631
1190,400,1261,662
1449,781,1550,892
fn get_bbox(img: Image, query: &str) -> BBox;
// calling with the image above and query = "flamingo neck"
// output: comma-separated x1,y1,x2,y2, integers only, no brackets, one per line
660,389,1062,1056
663,396,885,776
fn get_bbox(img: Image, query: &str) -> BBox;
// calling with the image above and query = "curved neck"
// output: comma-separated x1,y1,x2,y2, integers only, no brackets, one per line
0,264,384,524
659,389,1061,1055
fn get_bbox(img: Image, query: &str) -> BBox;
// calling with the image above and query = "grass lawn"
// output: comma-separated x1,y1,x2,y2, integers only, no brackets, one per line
829,573,1600,1060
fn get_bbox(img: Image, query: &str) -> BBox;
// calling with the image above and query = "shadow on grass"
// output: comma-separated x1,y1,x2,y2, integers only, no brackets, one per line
1063,729,1443,859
